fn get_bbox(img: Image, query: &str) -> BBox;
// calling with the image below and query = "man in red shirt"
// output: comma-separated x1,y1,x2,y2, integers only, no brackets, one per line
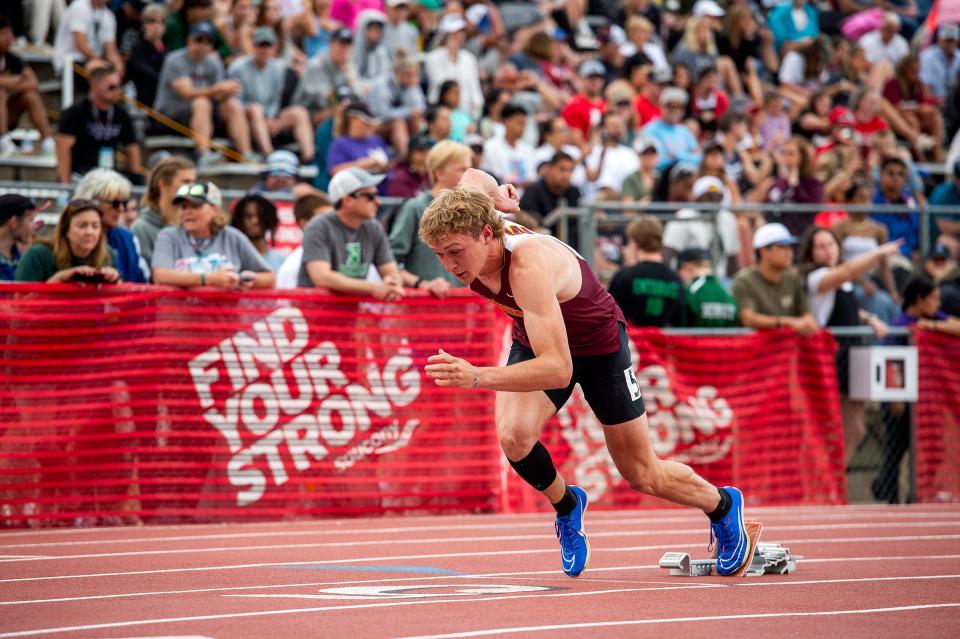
633,66,671,127
561,59,607,142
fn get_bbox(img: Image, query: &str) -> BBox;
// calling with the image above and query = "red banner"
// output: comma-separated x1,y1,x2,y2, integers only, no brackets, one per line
915,331,960,503
0,285,854,527
506,329,847,512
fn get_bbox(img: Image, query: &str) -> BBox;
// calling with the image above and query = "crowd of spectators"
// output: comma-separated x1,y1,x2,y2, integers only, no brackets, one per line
1,0,959,337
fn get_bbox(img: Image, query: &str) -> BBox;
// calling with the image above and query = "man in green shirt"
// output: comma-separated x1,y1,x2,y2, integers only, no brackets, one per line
731,223,818,334
388,140,471,297
677,248,738,327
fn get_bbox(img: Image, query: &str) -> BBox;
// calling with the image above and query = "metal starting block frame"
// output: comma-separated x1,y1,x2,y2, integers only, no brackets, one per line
659,542,799,577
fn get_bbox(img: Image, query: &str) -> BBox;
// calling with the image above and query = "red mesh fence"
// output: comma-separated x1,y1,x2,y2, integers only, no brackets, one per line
915,330,960,503
5,284,942,527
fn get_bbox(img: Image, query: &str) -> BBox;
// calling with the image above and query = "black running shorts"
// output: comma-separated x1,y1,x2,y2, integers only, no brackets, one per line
506,322,646,425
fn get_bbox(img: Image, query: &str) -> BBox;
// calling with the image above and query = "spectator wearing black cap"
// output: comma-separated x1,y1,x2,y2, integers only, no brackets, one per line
480,104,538,190
55,64,144,184
0,195,38,281
561,59,607,142
930,159,960,257
387,134,433,198
298,167,403,299
327,101,391,183
154,21,254,168
298,26,359,125
228,26,315,162
367,51,426,159
609,215,686,327
0,16,55,158
676,247,738,327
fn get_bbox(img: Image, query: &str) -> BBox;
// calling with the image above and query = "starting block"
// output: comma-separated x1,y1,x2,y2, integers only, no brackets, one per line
658,520,799,577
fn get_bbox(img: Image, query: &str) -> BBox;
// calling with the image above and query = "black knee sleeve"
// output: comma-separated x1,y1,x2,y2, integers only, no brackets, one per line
508,441,558,492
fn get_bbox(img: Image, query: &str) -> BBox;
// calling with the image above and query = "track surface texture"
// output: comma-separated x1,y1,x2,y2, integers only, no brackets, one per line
1,504,958,638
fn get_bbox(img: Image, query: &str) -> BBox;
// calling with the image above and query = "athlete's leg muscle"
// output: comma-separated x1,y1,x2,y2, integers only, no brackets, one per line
496,390,567,502
603,413,719,512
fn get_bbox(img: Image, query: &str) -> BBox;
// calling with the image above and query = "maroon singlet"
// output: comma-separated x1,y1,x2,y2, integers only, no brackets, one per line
470,222,625,356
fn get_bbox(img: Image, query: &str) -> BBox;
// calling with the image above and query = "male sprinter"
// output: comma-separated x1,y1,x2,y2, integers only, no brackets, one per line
422,171,750,578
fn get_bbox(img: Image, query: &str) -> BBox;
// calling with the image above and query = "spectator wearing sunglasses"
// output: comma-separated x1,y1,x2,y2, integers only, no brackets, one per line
55,64,144,185
15,199,119,284
152,182,275,290
299,167,404,301
74,169,150,283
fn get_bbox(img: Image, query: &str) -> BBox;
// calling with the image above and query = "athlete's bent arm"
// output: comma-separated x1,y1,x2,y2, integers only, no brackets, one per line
427,243,573,392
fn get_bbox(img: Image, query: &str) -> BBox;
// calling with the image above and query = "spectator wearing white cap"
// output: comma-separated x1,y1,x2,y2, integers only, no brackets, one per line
152,182,275,290
298,167,404,300
920,23,960,103
858,12,909,67
731,222,818,334
560,59,608,142
424,14,484,119
255,149,301,194
640,87,702,172
229,27,316,162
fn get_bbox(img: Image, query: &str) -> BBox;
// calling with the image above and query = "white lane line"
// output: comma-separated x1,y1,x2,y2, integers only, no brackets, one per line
2,507,956,542
390,603,960,639
3,527,960,564
3,535,960,584
6,554,958,606
2,578,959,638
3,520,958,550
0,555,49,560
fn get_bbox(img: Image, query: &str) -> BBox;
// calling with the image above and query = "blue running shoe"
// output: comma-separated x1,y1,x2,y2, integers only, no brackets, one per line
710,486,750,576
555,485,590,577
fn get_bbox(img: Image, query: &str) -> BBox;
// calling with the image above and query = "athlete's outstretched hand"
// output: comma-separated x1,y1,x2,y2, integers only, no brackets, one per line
425,349,480,388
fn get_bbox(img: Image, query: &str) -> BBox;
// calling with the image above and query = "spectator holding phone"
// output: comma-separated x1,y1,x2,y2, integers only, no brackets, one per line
152,182,275,290
15,200,119,284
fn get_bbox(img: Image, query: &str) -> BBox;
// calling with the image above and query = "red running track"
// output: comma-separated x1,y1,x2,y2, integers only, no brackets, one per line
0,504,958,638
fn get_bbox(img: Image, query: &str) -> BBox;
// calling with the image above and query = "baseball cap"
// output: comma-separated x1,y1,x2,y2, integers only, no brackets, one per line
579,59,606,78
266,150,299,177
939,23,960,40
925,244,952,261
409,134,435,152
677,247,711,266
692,176,726,199
693,0,725,17
188,21,216,41
386,0,409,7
651,66,673,84
331,27,353,43
660,87,689,106
334,84,356,103
328,168,386,205
463,133,485,150
439,14,467,34
173,182,223,209
253,26,277,46
753,222,798,249
829,105,856,127
0,194,36,222
344,101,380,124
633,138,658,155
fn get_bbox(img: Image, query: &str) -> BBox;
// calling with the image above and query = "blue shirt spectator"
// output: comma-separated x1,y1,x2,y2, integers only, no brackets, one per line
108,226,149,283
641,88,702,172
768,1,819,54
929,160,960,248
919,24,960,102
871,158,919,258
